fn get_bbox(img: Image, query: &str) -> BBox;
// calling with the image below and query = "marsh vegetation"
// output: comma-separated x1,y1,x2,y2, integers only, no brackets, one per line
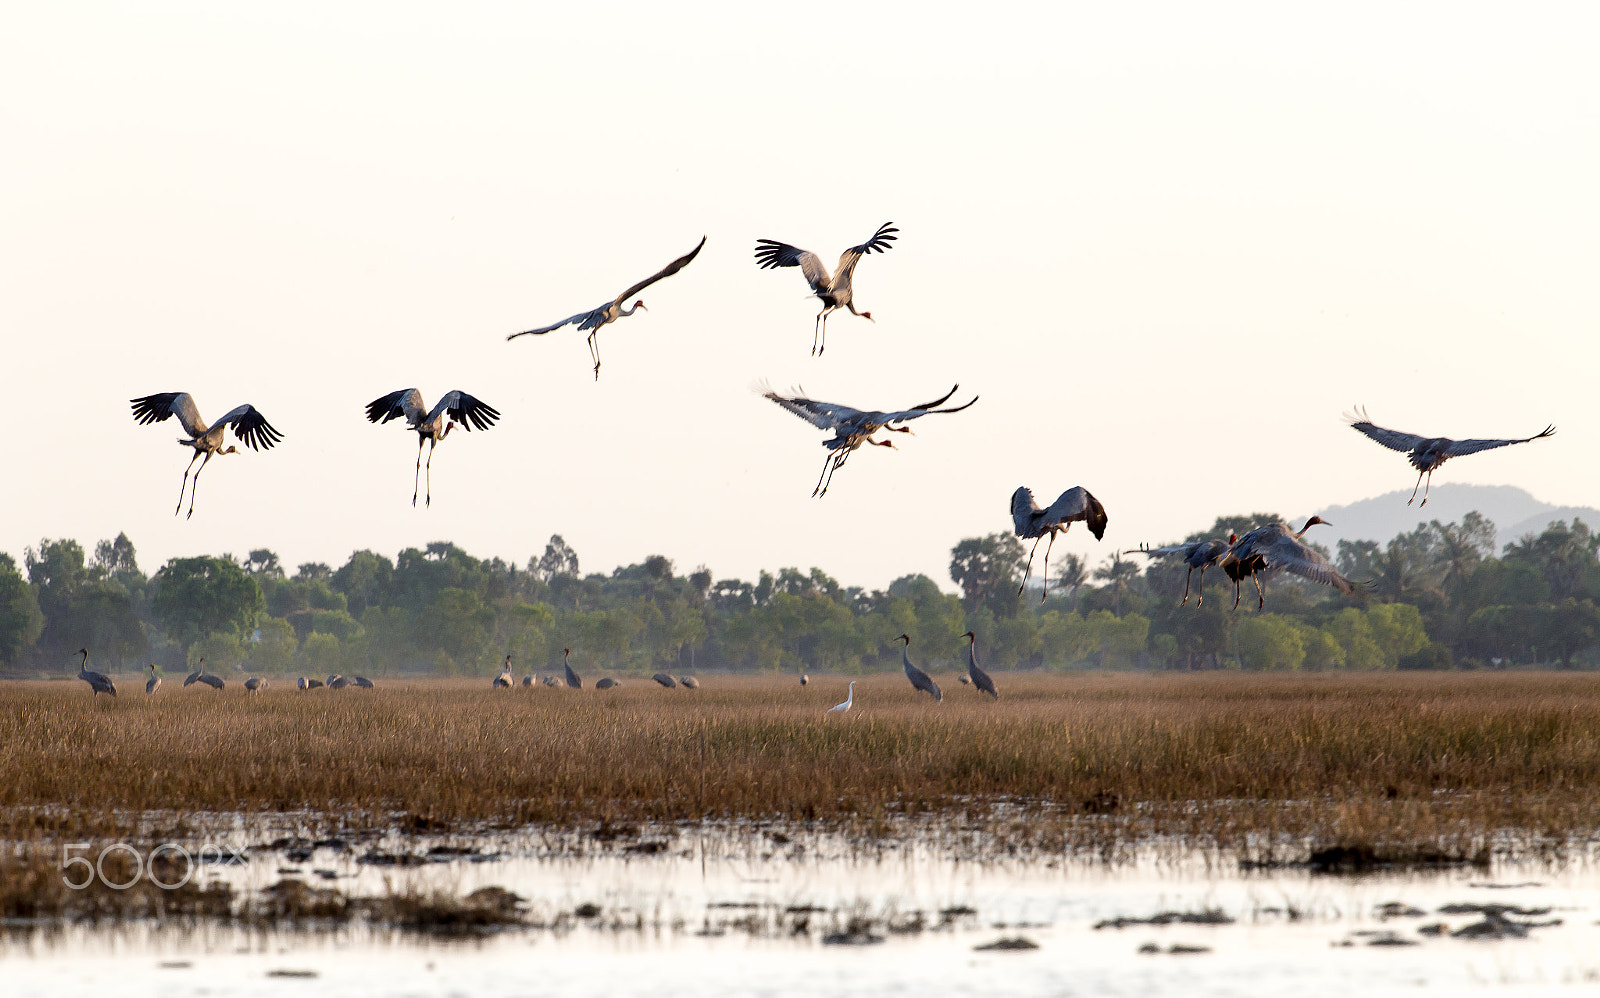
3,672,1597,861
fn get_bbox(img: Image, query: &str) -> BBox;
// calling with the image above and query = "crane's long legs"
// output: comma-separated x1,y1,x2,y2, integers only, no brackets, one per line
1019,534,1045,595
174,451,202,516
1254,574,1266,611
1179,566,1194,607
1407,469,1426,506
1420,470,1433,507
1195,567,1207,608
413,435,426,507
1232,578,1242,610
588,332,602,380
818,452,847,497
812,453,834,496
186,452,213,520
424,438,437,508
1040,531,1058,604
812,312,823,356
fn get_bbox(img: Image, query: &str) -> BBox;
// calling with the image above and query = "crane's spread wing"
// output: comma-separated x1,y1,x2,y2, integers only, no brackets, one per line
1441,425,1556,457
507,306,604,340
211,404,283,451
1044,486,1108,540
1347,410,1428,453
1260,537,1356,593
131,392,207,437
832,222,898,286
431,390,501,431
365,388,426,425
760,385,868,433
1011,487,1042,535
1136,541,1201,558
753,239,830,291
613,236,706,305
879,386,979,424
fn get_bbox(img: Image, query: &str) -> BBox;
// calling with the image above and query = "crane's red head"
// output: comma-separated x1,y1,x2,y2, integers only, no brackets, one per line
1228,533,1238,544
633,300,647,311
1303,516,1329,531
963,631,976,642
897,633,911,645
564,647,570,656
860,310,874,322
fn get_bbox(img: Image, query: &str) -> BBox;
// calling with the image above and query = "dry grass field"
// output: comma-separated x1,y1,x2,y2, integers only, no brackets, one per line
3,671,1599,857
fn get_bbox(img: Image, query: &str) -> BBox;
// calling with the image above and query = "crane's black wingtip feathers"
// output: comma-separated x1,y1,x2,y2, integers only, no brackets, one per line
130,392,180,425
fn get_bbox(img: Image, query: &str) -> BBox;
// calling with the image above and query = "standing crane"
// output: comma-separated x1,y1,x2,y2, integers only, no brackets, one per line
563,649,583,689
145,664,161,696
961,632,999,700
244,677,267,693
507,236,705,379
76,649,116,697
1130,535,1237,608
1221,517,1356,610
493,656,514,688
130,393,284,519
762,384,978,496
1011,487,1109,602
826,680,857,715
365,389,501,507
896,634,942,702
1347,408,1556,507
183,659,206,687
754,223,898,356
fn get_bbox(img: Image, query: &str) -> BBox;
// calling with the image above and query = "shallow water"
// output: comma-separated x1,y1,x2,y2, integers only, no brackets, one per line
5,825,1599,996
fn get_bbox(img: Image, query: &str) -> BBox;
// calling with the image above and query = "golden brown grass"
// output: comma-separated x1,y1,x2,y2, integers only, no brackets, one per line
3,672,1599,855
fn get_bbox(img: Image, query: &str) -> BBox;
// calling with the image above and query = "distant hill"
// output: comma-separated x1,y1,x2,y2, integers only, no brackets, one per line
1311,485,1600,554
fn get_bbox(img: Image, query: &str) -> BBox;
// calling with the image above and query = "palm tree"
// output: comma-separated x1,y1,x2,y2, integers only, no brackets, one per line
1093,553,1141,616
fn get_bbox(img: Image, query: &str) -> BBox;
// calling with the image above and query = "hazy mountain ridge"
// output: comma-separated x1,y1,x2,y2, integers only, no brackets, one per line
1311,485,1600,554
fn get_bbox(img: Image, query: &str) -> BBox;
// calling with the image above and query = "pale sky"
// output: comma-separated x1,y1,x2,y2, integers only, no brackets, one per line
3,3,1596,592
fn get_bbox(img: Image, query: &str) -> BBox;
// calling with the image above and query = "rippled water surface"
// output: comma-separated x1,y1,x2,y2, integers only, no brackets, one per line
6,825,1599,996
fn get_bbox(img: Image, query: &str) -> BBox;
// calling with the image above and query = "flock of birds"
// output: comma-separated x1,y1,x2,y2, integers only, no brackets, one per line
74,648,374,698
490,650,702,691
108,223,1560,704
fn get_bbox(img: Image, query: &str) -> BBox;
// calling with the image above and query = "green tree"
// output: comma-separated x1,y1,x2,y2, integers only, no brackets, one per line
300,632,341,674
0,554,43,667
1234,615,1305,671
1296,623,1347,670
416,587,497,672
189,631,245,672
246,616,298,673
536,534,580,581
1325,608,1386,670
244,549,284,578
151,556,265,646
1365,603,1429,667
332,550,394,617
949,534,1024,616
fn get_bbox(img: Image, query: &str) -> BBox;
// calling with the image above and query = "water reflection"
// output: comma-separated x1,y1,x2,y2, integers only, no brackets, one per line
5,824,1599,996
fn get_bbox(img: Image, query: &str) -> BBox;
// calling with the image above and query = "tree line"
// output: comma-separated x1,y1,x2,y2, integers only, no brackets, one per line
2,511,1597,678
